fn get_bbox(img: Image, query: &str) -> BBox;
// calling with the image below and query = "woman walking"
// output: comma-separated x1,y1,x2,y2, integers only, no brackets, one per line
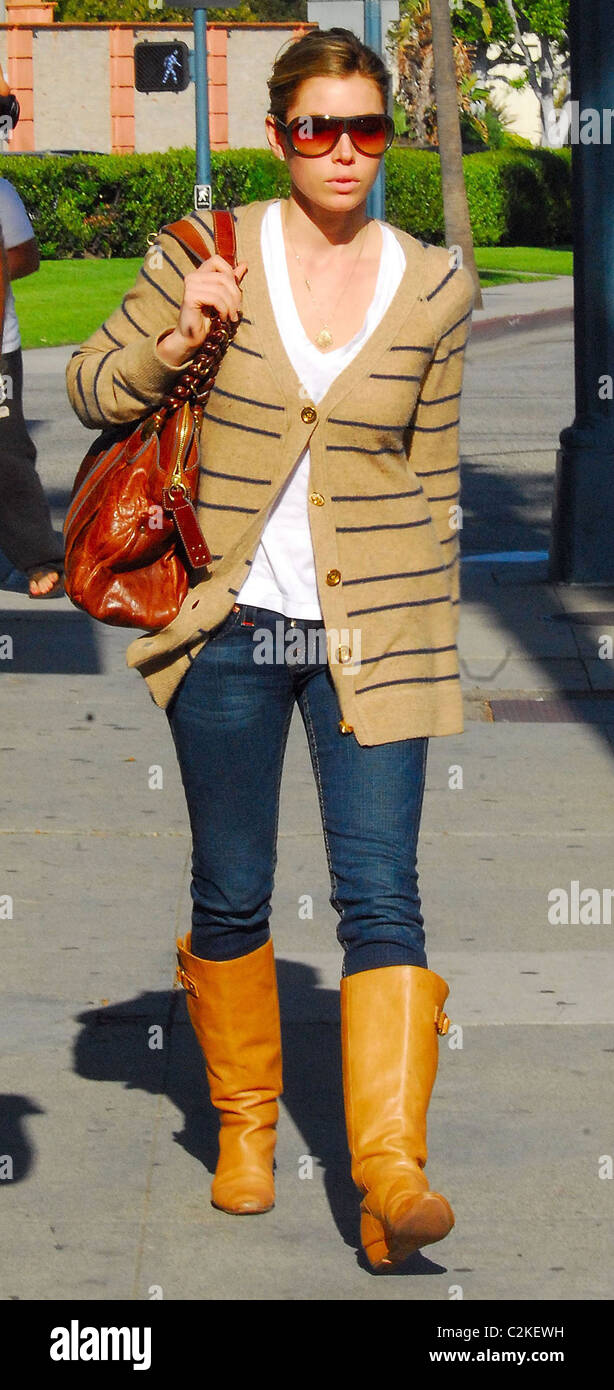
66,26,475,1272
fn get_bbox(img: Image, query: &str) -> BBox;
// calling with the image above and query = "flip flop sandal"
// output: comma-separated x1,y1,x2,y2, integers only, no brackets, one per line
26,565,65,600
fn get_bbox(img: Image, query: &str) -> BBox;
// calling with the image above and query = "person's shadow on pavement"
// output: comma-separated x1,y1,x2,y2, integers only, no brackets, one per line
0,1095,44,1184
73,958,448,1277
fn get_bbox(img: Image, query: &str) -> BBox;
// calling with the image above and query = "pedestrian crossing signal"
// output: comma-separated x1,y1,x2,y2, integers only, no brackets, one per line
134,41,191,94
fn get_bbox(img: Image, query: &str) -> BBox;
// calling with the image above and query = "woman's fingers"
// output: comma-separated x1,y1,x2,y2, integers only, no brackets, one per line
173,254,248,348
184,257,247,321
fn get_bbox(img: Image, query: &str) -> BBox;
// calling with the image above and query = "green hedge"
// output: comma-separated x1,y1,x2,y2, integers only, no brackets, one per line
0,145,571,256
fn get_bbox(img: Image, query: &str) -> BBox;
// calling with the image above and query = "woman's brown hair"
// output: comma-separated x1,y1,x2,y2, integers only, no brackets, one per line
267,26,390,125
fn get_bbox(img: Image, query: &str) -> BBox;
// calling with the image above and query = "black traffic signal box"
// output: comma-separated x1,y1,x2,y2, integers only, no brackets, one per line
134,41,191,94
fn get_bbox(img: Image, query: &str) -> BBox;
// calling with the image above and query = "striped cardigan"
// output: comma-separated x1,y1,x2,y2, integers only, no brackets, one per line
65,196,475,746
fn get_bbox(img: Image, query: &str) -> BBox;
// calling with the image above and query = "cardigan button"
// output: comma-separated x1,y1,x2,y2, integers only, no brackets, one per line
309,492,325,506
301,405,317,423
338,646,352,663
338,719,354,735
326,569,341,585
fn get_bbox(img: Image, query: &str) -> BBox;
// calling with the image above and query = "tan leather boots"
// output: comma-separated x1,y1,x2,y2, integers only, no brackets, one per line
340,963,454,1270
175,933,283,1214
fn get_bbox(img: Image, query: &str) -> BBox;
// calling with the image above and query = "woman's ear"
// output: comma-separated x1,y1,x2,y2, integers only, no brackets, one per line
264,115,286,162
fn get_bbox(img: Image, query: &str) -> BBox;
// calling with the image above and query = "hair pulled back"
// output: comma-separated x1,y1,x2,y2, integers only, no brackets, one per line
267,26,390,125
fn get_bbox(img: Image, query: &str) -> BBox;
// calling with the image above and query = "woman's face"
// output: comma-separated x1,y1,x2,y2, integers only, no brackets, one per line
265,72,386,216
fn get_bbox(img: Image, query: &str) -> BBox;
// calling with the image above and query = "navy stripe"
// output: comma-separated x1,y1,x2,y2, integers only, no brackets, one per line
347,596,450,617
101,323,124,349
156,245,190,284
203,410,282,439
325,444,406,456
330,489,421,502
189,214,216,247
140,266,181,312
425,491,457,504
358,642,456,664
197,500,260,514
329,418,405,430
417,390,462,408
199,465,271,485
433,340,468,364
336,519,430,534
210,384,284,411
229,340,263,358
440,309,472,340
413,464,457,479
121,303,149,338
411,418,460,434
75,361,92,423
426,267,455,301
356,673,457,694
113,374,154,409
342,564,447,585
370,372,422,382
389,344,432,353
92,351,114,419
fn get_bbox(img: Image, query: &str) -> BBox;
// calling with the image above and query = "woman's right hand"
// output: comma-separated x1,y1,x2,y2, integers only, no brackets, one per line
157,254,248,368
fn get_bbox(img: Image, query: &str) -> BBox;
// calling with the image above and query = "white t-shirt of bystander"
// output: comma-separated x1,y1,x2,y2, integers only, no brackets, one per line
0,177,35,354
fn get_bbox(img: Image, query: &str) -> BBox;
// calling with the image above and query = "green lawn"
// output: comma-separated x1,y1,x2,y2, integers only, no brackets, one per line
474,245,573,287
12,246,573,350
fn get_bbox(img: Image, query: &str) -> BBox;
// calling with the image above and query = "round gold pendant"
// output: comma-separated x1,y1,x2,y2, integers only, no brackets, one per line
315,327,333,348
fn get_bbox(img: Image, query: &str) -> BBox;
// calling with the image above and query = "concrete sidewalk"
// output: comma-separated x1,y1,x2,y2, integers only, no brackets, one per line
2,275,613,1302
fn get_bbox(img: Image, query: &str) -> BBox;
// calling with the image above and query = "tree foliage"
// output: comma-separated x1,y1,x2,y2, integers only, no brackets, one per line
54,0,307,23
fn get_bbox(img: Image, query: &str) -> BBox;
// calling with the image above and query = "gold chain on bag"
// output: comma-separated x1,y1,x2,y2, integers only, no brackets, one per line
141,311,240,441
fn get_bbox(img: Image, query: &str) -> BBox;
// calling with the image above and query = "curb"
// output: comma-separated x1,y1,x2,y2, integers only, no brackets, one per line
470,304,572,341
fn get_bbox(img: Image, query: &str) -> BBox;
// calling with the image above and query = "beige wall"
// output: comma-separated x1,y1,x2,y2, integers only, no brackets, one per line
34,29,110,153
0,23,313,155
227,26,293,150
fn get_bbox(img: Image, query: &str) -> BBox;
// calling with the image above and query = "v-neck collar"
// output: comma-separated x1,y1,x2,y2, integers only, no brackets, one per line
234,197,429,420
269,198,387,362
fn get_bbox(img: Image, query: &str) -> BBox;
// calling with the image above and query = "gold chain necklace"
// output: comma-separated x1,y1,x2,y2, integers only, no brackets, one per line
283,202,370,349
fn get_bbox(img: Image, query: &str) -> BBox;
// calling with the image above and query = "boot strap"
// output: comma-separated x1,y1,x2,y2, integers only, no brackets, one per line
176,961,199,997
434,1007,450,1035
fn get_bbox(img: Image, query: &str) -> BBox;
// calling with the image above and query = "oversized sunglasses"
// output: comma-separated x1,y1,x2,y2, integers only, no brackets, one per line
272,113,395,158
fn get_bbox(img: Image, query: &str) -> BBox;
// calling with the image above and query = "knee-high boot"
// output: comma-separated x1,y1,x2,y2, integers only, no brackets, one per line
340,962,454,1269
175,932,283,1214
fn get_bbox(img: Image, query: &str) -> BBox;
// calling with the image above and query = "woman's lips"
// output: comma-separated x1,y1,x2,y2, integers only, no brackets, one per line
327,178,359,189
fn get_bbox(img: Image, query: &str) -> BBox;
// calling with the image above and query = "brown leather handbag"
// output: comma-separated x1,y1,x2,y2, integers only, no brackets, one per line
63,209,238,630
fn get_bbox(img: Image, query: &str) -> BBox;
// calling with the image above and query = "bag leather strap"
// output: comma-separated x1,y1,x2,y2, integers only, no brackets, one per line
150,207,238,573
160,208,237,270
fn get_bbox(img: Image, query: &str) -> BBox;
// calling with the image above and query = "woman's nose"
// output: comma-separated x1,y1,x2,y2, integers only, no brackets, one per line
333,131,355,157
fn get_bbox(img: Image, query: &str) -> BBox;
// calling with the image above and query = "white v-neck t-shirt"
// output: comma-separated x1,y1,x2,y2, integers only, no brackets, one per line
234,199,406,619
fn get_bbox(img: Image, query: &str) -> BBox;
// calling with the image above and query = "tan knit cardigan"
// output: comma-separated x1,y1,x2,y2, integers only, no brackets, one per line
66,196,475,747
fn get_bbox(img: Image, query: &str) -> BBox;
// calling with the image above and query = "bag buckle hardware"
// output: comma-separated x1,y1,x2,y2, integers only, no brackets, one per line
176,963,199,998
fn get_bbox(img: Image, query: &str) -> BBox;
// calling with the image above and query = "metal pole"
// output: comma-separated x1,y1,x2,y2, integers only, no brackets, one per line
549,0,614,582
193,7,211,201
364,0,386,222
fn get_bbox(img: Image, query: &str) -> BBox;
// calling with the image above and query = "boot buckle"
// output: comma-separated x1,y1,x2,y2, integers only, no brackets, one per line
434,1007,450,1035
176,962,199,997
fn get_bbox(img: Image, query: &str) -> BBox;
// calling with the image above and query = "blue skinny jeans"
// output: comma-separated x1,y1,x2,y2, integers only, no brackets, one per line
166,603,430,977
